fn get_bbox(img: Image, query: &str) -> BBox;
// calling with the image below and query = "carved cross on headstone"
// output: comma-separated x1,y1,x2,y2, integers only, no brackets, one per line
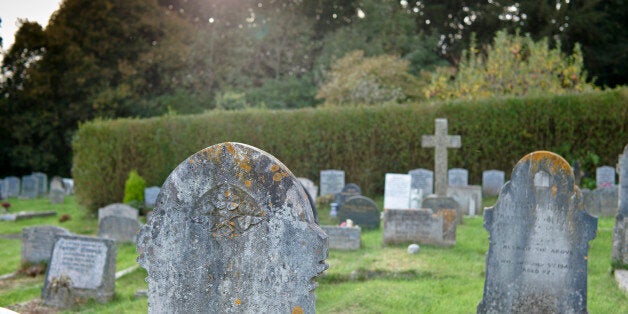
422,119,461,197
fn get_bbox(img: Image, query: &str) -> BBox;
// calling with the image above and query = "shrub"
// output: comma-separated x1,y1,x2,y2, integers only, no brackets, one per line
123,170,146,204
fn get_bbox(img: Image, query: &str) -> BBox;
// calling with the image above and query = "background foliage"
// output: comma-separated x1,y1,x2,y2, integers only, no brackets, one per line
73,88,628,212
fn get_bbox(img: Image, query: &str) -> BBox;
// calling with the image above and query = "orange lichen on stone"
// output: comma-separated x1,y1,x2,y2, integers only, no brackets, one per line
270,164,280,172
245,180,251,187
241,163,251,172
225,190,231,197
292,306,304,314
524,151,572,175
226,143,236,155
235,298,241,305
552,185,558,197
273,172,283,182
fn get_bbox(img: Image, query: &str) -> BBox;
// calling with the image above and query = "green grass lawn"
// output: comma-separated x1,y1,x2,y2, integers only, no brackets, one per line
0,196,626,313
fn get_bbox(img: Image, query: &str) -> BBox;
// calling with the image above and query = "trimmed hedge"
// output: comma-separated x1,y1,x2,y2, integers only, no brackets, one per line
73,88,628,212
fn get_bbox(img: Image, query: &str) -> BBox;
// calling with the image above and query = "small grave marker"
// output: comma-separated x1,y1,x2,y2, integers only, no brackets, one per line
383,208,456,247
448,168,468,187
482,170,505,196
97,203,140,243
321,226,361,250
319,169,345,196
596,165,616,188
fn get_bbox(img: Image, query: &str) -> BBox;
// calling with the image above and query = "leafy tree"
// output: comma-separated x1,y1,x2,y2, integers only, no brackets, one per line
316,50,423,106
424,30,596,100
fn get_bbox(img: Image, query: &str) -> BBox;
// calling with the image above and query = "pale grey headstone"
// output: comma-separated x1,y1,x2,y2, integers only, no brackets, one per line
383,208,456,247
321,226,360,250
5,176,20,198
97,204,139,243
583,186,618,217
0,179,5,199
297,177,318,200
144,186,160,208
596,165,616,188
20,175,37,199
447,185,482,216
482,170,505,196
339,195,380,229
22,226,71,264
421,119,461,197
478,151,597,313
62,178,74,195
409,168,433,196
612,144,628,267
32,172,48,197
334,183,361,208
49,177,65,204
137,142,328,313
384,173,411,210
448,168,468,187
319,169,345,196
42,235,116,308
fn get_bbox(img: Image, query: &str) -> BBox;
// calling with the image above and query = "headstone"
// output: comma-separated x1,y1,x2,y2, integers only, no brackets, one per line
421,196,461,224
612,144,628,267
448,168,468,187
421,118,461,197
338,195,380,229
297,177,318,200
384,173,411,210
447,186,482,216
319,169,345,196
596,165,616,188
382,208,456,247
19,175,37,199
137,142,328,313
482,170,505,196
62,178,74,195
49,176,65,204
22,226,71,265
334,183,361,208
5,176,20,198
477,151,597,313
42,235,116,308
144,186,160,208
409,188,423,209
321,226,361,250
0,179,5,199
32,172,48,197
582,186,619,217
97,204,140,243
409,168,433,197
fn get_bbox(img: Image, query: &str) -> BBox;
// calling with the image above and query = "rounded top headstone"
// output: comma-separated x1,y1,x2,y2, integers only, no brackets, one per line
137,142,327,313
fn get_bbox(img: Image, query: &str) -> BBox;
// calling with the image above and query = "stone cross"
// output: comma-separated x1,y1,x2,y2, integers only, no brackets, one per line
422,119,461,197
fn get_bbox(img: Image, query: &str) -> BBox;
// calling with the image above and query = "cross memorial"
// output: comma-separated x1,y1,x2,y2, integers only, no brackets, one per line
422,119,461,197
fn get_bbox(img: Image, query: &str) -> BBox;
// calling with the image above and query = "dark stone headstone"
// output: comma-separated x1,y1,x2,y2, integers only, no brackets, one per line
5,176,20,198
137,142,328,313
42,235,116,308
22,226,71,264
477,151,597,313
97,204,140,243
382,208,456,247
338,195,380,229
334,183,361,208
321,226,361,250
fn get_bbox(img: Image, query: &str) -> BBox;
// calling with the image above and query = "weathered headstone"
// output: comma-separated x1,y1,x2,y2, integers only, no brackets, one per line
321,226,361,250
582,186,618,217
383,208,456,247
42,235,116,308
49,176,65,204
384,173,411,210
319,169,345,197
338,195,380,229
334,183,361,208
482,170,505,196
137,142,328,313
20,175,37,199
447,185,482,216
32,172,48,197
477,151,597,313
297,177,318,200
448,168,468,187
97,204,140,243
421,196,461,224
62,178,74,195
422,118,461,197
612,144,628,267
409,168,433,197
22,226,71,265
144,186,160,208
596,165,616,188
5,176,20,198
0,179,5,199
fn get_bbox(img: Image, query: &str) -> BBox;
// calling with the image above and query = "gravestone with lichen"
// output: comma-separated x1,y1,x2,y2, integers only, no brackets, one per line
477,151,597,313
137,142,328,313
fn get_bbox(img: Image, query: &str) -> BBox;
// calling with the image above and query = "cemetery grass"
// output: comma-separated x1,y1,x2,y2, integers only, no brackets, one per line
0,197,626,313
